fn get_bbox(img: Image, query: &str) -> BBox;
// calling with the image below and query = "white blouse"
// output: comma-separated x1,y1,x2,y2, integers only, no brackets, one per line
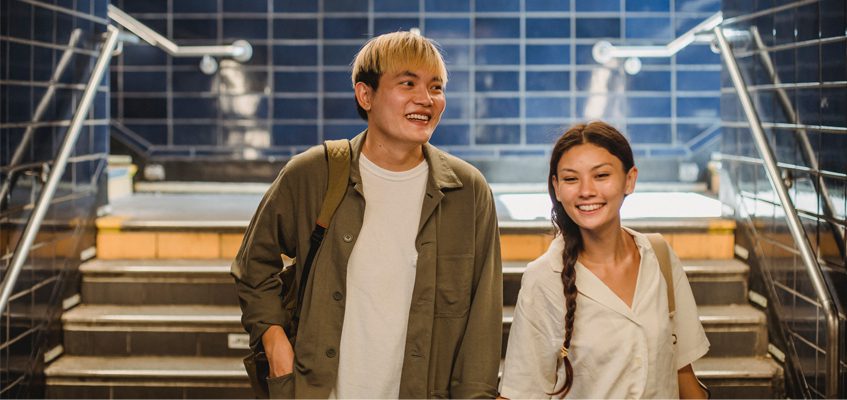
499,228,710,399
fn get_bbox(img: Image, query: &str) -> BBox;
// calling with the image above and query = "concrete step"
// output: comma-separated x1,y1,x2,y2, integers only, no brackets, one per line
502,304,767,358
504,259,749,307
693,356,784,398
61,305,246,357
44,355,251,399
79,259,236,305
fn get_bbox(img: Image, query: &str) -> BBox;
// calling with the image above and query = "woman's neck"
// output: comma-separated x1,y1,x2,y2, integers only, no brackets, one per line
579,224,635,267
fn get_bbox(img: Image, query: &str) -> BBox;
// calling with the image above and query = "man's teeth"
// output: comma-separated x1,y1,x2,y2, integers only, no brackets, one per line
577,204,602,211
406,113,429,121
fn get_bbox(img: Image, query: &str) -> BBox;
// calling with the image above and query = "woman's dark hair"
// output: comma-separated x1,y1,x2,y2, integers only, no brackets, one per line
547,121,634,397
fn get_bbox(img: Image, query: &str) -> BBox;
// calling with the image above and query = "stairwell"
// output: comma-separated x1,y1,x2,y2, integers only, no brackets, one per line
44,190,784,398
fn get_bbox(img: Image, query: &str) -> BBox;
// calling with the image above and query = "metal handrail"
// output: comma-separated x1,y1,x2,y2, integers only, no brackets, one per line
0,26,121,318
0,29,82,211
714,27,840,399
107,4,252,62
593,12,723,70
747,26,845,256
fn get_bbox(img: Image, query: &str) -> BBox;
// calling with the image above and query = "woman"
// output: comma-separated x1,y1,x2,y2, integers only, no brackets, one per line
499,122,710,398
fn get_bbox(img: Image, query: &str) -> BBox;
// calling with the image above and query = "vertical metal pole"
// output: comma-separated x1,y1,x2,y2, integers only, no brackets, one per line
715,27,840,398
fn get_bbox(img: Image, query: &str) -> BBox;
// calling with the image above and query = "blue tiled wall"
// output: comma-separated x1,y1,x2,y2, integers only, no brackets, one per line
111,0,721,182
0,0,109,396
719,0,847,397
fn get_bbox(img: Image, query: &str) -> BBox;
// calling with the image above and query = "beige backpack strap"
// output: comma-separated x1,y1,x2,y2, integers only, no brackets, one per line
316,139,351,228
646,233,675,315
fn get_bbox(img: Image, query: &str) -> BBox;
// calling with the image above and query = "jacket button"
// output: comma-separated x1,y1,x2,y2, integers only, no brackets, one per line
333,291,343,301
326,348,337,358
342,233,353,242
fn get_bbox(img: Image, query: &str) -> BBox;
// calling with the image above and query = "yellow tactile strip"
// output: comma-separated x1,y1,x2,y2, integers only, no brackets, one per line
97,232,243,260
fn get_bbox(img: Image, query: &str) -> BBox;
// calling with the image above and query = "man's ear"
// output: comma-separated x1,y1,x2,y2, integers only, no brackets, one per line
354,82,373,112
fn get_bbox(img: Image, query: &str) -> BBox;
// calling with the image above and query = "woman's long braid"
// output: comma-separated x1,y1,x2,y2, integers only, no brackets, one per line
549,204,582,398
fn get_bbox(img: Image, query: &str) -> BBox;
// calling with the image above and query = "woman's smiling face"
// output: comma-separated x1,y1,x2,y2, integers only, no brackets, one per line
552,143,638,233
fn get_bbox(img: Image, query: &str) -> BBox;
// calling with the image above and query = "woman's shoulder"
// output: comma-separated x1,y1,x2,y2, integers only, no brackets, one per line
521,236,565,293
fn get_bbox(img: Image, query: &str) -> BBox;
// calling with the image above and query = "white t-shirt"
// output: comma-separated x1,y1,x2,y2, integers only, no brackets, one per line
499,227,710,399
331,153,429,399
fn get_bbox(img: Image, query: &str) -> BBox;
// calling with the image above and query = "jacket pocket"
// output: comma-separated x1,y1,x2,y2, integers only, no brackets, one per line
435,255,473,318
267,372,294,399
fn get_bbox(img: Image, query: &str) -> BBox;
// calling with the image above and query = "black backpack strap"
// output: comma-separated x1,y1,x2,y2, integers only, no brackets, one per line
292,139,351,330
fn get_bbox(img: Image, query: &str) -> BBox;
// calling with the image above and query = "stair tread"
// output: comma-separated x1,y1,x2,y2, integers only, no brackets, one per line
503,304,764,325
81,259,232,275
62,305,241,325
45,355,246,378
693,356,782,379
504,259,748,276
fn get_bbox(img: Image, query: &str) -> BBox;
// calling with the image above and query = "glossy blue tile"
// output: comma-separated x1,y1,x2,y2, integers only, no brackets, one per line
649,147,687,157
526,18,570,38
475,0,519,12
276,72,319,93
625,17,673,39
122,0,166,13
173,19,216,40
626,71,671,91
173,97,217,119
173,124,217,145
677,122,715,142
445,71,469,92
323,71,353,92
773,8,795,46
430,124,470,146
820,41,846,82
33,47,54,82
325,123,368,140
324,18,369,39
526,44,569,65
475,97,519,118
375,0,419,12
274,98,318,119
675,0,719,12
627,124,671,144
324,44,363,66
274,18,317,39
174,0,218,13
441,44,471,65
325,0,368,12
33,7,54,43
576,18,620,38
626,0,669,12
223,0,267,12
273,45,317,66
323,98,361,120
123,97,167,119
425,18,470,39
576,95,624,119
475,124,520,144
223,19,268,40
676,71,720,91
820,0,845,38
126,124,168,145
525,0,567,11
274,0,318,12
575,69,624,92
527,71,570,91
820,88,846,126
627,96,671,117
425,0,470,12
526,97,570,118
576,0,619,11
475,44,520,65
8,43,31,80
272,124,319,146
123,71,167,92
475,71,519,92
677,96,719,118
527,123,566,144
444,96,471,118
475,18,520,38
375,18,419,35
795,4,818,42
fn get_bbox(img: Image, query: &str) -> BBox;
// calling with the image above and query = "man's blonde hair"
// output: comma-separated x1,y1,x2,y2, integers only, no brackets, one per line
351,31,448,119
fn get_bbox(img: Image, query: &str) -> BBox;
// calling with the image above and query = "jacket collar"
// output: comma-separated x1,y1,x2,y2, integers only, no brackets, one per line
348,130,463,190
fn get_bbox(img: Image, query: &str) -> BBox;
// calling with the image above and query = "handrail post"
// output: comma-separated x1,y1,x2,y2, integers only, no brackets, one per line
714,27,840,398
0,26,120,318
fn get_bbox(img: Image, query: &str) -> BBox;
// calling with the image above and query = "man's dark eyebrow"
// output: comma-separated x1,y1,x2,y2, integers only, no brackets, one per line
394,70,443,82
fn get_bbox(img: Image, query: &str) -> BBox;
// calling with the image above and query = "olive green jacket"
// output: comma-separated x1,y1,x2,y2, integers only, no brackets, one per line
231,131,503,398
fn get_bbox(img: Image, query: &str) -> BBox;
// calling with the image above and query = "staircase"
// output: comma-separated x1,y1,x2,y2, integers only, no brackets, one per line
44,190,784,398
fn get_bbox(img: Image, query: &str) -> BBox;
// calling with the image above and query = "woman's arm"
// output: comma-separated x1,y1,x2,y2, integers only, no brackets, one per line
678,364,708,399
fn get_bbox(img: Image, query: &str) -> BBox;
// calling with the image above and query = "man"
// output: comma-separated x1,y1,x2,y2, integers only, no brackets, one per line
232,31,502,398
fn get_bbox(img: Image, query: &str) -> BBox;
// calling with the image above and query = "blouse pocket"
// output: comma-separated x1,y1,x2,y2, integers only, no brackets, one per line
434,254,474,318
